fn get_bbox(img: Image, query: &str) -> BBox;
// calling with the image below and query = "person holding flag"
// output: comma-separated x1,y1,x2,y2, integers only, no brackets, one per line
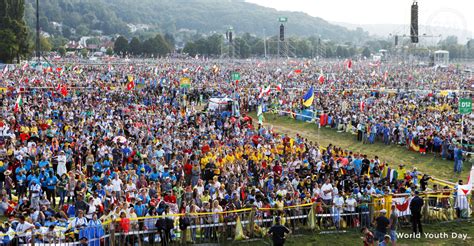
126,75,135,91
257,104,264,125
302,86,314,107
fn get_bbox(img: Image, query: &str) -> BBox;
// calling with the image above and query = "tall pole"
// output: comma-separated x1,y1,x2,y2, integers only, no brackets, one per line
263,28,267,58
36,0,41,62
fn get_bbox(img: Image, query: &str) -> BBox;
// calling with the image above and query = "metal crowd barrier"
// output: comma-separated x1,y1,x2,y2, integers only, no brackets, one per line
3,190,471,245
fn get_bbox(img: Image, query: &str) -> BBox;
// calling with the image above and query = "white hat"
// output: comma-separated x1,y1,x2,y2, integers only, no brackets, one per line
380,209,387,213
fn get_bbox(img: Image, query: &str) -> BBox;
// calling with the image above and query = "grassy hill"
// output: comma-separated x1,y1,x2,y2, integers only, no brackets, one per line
24,0,369,42
251,113,471,183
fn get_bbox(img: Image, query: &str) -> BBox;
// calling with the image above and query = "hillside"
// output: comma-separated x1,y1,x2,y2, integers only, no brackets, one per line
24,0,369,42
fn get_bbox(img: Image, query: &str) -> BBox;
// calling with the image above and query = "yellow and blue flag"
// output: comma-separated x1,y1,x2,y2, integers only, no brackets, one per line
302,86,314,107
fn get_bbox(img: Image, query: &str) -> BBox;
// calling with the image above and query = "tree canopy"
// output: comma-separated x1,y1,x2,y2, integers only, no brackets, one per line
0,0,29,63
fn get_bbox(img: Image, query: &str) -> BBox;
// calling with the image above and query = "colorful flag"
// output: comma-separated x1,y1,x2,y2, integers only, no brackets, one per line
21,62,29,71
14,94,23,113
60,85,68,97
287,70,293,78
257,104,264,124
302,86,314,107
458,165,474,195
258,85,271,98
318,72,325,84
126,80,135,91
393,197,411,216
258,87,264,99
1,65,8,75
180,77,191,88
263,85,271,95
359,100,365,112
276,83,282,92
126,75,135,91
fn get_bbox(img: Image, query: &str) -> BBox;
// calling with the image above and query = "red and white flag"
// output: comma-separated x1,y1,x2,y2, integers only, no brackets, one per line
276,83,282,91
392,197,412,216
22,63,29,71
14,94,23,113
369,61,380,67
359,100,365,112
263,85,271,95
129,65,134,72
258,87,264,99
127,80,135,91
383,71,388,81
346,59,352,70
258,85,271,98
287,70,293,78
1,65,8,77
458,165,474,195
318,71,325,84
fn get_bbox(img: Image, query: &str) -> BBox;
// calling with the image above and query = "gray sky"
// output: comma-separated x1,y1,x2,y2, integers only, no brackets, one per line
246,0,474,33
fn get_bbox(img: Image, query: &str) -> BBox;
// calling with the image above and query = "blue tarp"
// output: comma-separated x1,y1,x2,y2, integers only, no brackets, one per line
296,110,314,122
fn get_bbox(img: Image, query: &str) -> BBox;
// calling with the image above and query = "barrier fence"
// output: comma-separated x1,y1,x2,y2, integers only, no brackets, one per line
1,190,471,245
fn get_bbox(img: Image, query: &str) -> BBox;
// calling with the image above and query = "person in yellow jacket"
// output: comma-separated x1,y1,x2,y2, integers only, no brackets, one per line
398,164,406,181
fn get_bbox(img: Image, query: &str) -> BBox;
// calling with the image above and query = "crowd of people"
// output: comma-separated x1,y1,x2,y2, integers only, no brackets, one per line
0,58,471,244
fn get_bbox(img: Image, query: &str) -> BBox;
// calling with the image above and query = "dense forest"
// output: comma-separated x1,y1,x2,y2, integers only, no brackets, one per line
24,0,370,42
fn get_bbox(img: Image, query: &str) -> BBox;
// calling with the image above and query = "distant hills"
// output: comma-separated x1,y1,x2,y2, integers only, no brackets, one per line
24,0,370,42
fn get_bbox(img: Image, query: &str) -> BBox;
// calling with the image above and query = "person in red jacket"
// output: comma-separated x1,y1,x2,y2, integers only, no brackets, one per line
184,161,193,185
118,211,131,245
273,161,283,177
164,190,177,204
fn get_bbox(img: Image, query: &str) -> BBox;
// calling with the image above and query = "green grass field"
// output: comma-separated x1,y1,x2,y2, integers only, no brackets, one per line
249,113,471,183
232,220,474,246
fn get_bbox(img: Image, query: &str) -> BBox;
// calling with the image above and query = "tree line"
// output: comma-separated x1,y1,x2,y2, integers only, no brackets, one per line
182,33,383,59
0,0,29,63
181,33,474,60
113,34,175,58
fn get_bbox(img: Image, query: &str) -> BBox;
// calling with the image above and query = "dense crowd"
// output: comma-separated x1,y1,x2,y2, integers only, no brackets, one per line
0,58,471,244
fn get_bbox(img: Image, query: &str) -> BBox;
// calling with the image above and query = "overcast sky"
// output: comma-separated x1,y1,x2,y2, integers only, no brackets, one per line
246,0,474,33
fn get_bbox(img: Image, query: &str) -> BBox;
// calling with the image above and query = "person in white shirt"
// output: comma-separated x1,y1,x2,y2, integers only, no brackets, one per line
345,194,358,227
56,150,67,176
104,181,114,195
320,179,333,204
15,216,34,243
111,175,123,199
332,190,344,230
86,197,97,220
29,180,42,210
365,184,376,195
71,210,88,230
125,179,137,197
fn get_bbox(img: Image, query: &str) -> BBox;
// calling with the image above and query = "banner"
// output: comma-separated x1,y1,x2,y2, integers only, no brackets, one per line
392,197,412,217
180,77,191,88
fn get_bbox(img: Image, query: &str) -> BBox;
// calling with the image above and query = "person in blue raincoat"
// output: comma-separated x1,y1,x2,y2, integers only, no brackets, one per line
84,213,104,246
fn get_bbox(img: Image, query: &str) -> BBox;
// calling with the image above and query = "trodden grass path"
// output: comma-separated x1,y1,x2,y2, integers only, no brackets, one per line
249,113,471,183
232,220,474,246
